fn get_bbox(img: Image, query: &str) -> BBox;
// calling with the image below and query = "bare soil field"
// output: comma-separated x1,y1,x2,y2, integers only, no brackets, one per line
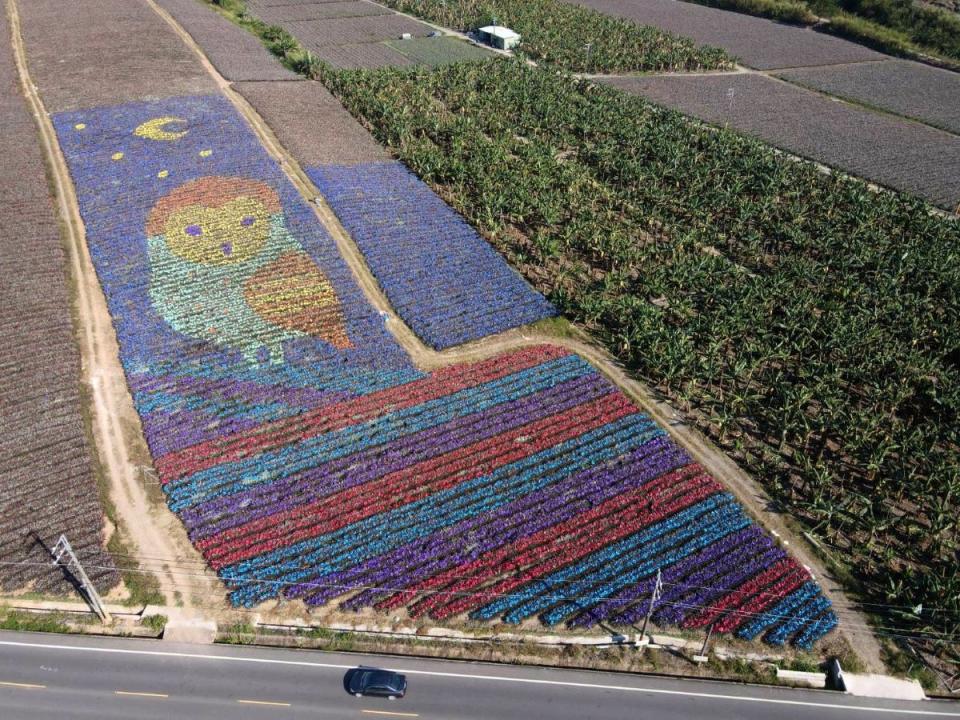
0,6,118,595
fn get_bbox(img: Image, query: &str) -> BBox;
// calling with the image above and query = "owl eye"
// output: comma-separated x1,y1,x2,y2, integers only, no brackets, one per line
241,216,256,227
185,224,203,237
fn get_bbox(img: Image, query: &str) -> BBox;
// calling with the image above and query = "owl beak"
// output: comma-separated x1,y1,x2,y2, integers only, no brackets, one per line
222,242,233,256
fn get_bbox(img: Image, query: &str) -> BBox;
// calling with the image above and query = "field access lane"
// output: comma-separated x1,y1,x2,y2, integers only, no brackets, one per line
0,632,957,720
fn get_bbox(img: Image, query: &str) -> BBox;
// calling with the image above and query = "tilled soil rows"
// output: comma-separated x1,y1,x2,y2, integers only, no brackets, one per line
0,6,119,595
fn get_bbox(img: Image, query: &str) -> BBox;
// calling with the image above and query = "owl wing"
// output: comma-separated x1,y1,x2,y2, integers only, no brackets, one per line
243,251,352,350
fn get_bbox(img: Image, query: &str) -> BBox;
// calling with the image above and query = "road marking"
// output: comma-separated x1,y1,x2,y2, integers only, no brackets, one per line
115,690,168,698
1,639,958,717
361,710,420,717
0,680,45,689
238,699,291,707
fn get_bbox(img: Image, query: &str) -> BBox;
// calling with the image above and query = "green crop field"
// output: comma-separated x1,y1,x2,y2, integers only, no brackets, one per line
376,0,733,72
319,58,960,662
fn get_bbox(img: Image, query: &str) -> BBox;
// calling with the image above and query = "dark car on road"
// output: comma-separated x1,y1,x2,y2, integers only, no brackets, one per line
348,669,408,699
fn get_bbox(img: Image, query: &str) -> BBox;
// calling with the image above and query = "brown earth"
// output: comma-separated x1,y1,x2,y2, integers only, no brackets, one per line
0,3,118,595
7,0,219,611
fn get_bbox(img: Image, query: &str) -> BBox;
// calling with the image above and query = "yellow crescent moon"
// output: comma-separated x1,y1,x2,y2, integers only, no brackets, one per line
134,117,188,142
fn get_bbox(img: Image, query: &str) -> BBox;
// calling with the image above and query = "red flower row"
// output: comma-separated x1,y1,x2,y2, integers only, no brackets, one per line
713,566,809,633
682,558,807,629
425,472,721,620
156,345,568,482
200,392,633,569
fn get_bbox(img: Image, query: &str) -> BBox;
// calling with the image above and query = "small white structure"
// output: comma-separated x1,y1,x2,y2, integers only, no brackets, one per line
477,25,521,51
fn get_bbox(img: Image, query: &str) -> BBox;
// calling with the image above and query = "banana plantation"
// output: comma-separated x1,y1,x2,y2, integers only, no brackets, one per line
321,58,960,663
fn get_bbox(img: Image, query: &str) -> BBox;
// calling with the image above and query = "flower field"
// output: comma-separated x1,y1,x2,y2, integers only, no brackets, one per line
163,344,835,648
308,162,556,349
52,92,836,649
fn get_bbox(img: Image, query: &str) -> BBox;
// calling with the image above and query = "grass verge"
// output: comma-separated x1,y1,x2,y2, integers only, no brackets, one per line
0,609,70,634
217,625,828,685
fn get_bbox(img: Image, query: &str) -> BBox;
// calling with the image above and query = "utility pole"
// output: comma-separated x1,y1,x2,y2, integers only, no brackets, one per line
637,568,662,647
693,621,714,663
51,535,111,623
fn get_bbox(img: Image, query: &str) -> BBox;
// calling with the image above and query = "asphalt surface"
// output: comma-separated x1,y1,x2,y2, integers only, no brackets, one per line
569,0,884,69
0,632,957,720
603,73,960,209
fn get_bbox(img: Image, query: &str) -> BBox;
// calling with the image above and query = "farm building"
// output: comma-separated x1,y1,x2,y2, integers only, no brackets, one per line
477,25,521,50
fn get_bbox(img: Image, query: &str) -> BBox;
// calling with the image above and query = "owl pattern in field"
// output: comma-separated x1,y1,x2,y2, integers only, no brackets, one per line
147,176,352,364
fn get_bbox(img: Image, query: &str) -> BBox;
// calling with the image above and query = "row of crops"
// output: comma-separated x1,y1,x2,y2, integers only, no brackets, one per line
308,161,556,349
374,0,733,73
319,57,960,652
169,345,836,648
51,89,837,648
0,10,118,594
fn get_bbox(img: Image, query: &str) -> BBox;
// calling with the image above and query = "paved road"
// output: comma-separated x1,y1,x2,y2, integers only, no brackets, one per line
0,631,957,719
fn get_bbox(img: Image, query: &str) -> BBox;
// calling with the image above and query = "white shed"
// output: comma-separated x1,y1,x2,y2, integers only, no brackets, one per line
477,25,521,51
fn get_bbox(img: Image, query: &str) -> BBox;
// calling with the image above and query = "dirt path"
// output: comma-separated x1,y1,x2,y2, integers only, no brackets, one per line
6,0,218,614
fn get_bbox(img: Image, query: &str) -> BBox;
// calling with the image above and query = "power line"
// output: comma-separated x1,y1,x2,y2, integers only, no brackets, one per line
102,549,959,617
2,557,956,644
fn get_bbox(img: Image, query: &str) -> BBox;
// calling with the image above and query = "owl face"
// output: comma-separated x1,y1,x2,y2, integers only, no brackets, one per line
147,176,284,267
163,196,271,266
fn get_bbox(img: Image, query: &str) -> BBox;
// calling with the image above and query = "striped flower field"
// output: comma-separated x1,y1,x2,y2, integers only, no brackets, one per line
308,161,556,349
158,345,837,648
53,93,836,649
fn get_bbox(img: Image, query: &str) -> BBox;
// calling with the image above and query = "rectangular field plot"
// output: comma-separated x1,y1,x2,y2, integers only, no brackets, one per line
252,1,392,24
155,0,301,81
233,80,390,165
309,161,557,349
387,36,496,66
50,91,836,650
284,15,433,49
312,41,414,69
0,9,118,594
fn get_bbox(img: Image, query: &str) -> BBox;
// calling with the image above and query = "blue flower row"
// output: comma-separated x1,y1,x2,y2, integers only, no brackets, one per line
308,161,556,349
